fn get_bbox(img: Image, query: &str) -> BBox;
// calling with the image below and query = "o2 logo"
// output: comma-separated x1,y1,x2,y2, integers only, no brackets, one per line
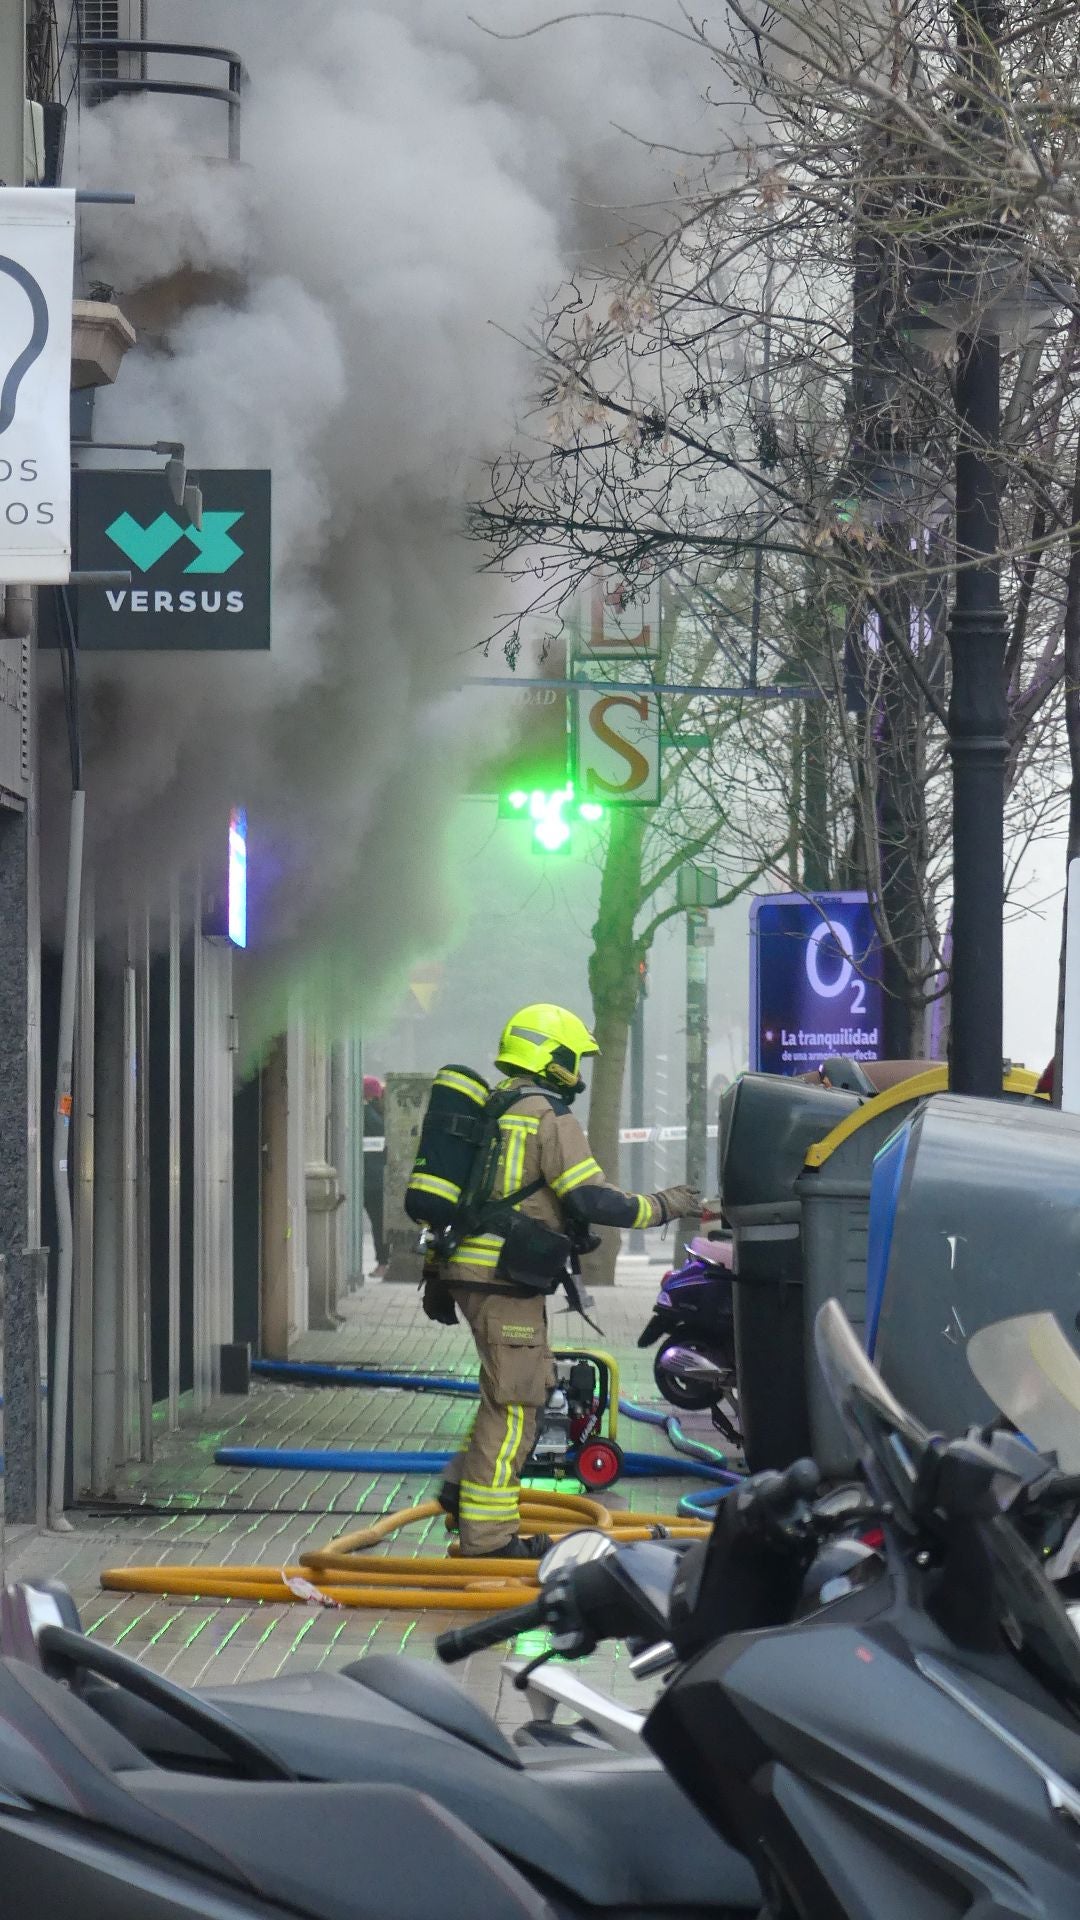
805,918,867,1015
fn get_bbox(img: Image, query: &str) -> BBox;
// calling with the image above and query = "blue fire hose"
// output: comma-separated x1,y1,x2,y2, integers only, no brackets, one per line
214,1444,736,1482
245,1358,745,1486
252,1359,478,1396
676,1485,738,1519
250,1359,744,1475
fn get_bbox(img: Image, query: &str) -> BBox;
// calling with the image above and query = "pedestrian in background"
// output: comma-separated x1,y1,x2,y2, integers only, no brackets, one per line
363,1075,389,1276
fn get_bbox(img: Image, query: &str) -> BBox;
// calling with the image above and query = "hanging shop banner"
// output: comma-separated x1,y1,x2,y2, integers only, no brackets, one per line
576,569,661,659
749,890,884,1076
573,685,661,804
0,188,76,585
72,467,272,650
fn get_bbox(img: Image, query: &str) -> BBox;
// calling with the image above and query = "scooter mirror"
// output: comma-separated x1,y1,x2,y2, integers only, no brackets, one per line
539,1529,617,1584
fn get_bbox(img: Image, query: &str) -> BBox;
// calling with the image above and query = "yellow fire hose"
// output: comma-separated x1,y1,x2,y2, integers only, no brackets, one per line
100,1491,711,1612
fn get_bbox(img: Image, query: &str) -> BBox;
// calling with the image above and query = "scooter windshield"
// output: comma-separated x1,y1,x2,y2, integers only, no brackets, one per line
968,1313,1080,1472
816,1302,1080,1706
813,1298,932,1520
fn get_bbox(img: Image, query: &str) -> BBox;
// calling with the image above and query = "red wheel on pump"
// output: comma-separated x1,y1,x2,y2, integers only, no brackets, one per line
575,1439,623,1490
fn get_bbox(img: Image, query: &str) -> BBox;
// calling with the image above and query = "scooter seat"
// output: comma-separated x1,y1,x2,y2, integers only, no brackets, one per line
194,1669,761,1910
85,1660,760,1910
340,1652,522,1765
0,1657,551,1920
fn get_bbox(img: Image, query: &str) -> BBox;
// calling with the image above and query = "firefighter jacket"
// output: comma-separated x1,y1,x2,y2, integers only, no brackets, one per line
445,1075,662,1290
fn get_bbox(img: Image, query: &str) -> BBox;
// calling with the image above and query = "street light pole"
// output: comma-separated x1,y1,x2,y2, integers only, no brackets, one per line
944,0,1010,1095
629,981,646,1253
684,907,709,1239
947,332,1008,1095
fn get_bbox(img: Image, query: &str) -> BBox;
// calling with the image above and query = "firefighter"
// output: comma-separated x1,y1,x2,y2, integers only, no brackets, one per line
441,1003,700,1559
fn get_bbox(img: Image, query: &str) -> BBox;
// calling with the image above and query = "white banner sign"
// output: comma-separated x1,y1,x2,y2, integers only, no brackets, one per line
0,189,76,584
574,686,661,804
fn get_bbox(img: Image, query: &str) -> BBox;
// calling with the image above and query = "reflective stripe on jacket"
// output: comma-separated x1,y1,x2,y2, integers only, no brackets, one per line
446,1076,661,1288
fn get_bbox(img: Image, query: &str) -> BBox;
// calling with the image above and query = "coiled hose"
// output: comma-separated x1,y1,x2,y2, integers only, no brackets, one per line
100,1489,714,1611
99,1363,744,1609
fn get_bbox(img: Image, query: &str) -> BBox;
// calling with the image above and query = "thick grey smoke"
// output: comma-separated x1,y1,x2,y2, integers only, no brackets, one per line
51,2,715,1045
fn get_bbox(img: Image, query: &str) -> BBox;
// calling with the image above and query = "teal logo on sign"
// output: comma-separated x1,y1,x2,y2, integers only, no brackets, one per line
105,509,244,574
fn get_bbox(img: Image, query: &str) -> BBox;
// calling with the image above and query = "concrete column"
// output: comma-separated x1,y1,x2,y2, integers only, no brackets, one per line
382,1073,430,1284
134,912,152,1461
260,1036,290,1358
167,882,181,1426
332,1039,364,1290
71,879,95,1495
0,589,43,1527
210,941,234,1378
348,1036,365,1287
285,1007,308,1332
91,963,123,1495
120,957,138,1457
1,24,37,1525
0,808,40,1526
191,896,211,1409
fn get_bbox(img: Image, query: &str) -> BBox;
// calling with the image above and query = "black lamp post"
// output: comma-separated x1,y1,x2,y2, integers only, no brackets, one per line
947,329,1008,1094
905,243,1065,1091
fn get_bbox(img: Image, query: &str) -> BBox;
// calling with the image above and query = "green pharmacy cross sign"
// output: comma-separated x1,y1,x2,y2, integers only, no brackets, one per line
72,468,271,651
499,782,606,854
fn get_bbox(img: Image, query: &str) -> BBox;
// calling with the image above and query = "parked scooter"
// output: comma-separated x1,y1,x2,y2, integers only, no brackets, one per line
4,1305,1075,1918
0,1480,879,1920
439,1303,1080,1918
638,1220,738,1440
3,1574,761,1920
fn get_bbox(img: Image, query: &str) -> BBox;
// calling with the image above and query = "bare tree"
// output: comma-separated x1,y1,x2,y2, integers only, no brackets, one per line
473,0,1080,1071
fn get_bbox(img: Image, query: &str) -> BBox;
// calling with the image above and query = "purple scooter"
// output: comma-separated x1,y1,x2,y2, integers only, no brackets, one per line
637,1213,740,1444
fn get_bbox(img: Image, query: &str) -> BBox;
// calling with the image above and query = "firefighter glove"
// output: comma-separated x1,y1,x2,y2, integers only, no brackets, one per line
653,1184,702,1225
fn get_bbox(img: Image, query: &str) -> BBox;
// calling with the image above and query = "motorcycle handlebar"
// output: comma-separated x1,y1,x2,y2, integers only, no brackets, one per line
435,1598,548,1664
750,1458,821,1516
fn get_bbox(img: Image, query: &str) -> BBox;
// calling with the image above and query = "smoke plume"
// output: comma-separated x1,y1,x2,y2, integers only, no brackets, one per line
52,1,714,1046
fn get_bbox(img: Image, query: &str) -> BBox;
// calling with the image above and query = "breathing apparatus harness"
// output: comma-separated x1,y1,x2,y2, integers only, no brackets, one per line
406,1068,600,1328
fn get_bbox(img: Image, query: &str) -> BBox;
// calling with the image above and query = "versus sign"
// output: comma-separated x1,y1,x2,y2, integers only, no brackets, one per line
73,468,271,650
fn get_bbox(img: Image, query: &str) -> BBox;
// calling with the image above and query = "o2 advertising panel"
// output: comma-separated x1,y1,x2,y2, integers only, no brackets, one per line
749,891,884,1075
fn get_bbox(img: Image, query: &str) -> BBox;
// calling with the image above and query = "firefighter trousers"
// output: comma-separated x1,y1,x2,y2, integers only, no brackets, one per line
444,1288,554,1553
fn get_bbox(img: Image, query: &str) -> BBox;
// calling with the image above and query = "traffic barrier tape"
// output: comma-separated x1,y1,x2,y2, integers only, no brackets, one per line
362,1124,719,1151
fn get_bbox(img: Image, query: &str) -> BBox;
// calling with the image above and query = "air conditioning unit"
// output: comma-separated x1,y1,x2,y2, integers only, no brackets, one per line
80,0,142,85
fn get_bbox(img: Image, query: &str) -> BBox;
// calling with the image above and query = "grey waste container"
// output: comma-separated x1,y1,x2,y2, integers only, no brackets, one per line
718,1073,859,1470
795,1066,1044,1472
871,1092,1077,1438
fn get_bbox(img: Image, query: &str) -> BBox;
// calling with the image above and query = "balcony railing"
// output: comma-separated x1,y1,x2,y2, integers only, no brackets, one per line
79,39,245,161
